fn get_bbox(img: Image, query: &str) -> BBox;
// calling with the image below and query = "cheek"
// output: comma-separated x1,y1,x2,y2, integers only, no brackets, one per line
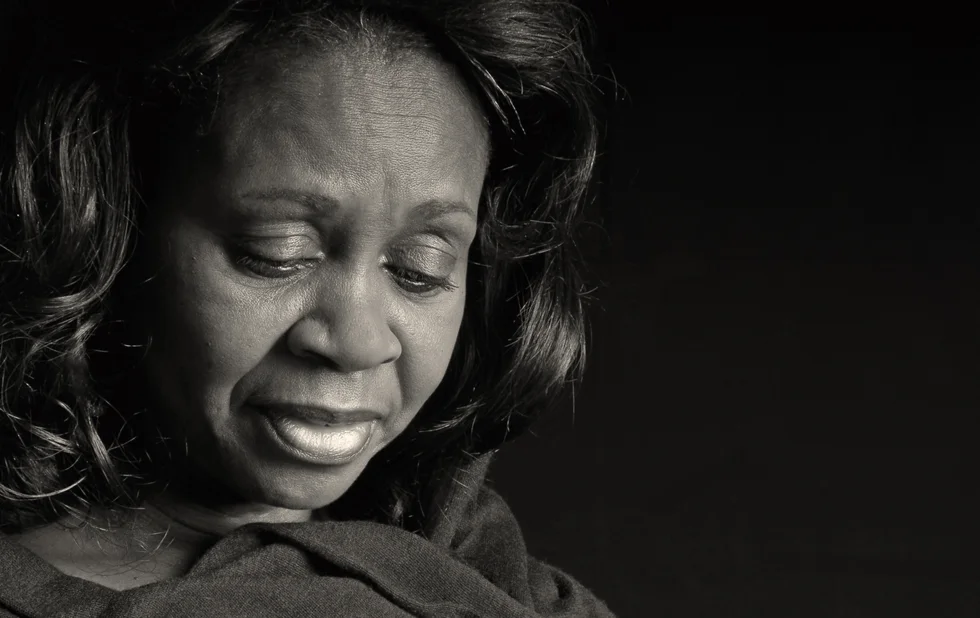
391,291,467,427
141,238,291,412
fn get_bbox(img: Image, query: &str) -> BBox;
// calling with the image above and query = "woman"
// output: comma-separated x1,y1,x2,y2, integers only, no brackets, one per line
0,0,611,615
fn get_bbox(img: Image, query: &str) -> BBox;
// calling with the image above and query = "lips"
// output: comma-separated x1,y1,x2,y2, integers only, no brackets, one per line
252,402,384,426
250,400,384,465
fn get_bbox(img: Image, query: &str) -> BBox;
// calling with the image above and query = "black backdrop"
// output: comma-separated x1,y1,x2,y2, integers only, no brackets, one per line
491,9,980,617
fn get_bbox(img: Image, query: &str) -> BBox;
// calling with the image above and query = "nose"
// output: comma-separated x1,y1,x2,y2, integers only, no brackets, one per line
285,273,401,373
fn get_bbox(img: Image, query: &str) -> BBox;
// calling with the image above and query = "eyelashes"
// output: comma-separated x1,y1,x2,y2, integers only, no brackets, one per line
232,253,318,278
383,264,458,294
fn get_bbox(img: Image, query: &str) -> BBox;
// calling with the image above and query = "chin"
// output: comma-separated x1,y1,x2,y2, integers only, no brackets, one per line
238,453,375,513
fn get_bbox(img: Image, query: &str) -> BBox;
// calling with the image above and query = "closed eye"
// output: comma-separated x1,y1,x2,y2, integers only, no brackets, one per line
385,265,458,295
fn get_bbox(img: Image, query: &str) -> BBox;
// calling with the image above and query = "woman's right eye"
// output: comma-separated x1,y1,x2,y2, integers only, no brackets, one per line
233,253,321,279
228,236,323,279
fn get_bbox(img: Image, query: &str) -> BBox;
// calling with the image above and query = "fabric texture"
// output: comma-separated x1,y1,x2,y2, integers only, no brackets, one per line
0,456,616,617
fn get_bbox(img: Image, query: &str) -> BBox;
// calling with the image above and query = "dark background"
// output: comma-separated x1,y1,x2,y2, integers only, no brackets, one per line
491,9,980,617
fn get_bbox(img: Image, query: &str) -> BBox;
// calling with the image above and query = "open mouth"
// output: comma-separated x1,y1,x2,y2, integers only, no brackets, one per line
257,407,378,465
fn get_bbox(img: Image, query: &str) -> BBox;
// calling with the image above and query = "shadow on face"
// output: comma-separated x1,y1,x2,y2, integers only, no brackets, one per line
136,43,490,517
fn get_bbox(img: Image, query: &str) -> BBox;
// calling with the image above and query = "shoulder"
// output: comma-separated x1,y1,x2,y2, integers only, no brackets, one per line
426,455,618,617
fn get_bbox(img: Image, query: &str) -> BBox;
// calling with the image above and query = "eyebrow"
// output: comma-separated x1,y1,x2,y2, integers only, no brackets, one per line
240,188,477,222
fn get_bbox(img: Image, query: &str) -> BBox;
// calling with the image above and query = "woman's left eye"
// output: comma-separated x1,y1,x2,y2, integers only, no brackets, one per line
386,265,458,295
383,244,460,297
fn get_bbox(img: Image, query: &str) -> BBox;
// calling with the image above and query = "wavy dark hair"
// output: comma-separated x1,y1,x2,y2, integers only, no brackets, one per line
0,0,599,534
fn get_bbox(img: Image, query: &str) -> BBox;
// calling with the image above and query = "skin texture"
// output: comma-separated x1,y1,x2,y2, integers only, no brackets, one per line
11,45,490,589
140,45,489,526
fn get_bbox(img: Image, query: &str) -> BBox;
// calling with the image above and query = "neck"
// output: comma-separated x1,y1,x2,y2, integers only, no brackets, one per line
143,489,313,541
64,479,314,557
6,480,315,590
129,445,316,542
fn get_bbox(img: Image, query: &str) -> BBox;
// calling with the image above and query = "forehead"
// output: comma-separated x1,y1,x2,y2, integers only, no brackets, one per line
204,46,490,212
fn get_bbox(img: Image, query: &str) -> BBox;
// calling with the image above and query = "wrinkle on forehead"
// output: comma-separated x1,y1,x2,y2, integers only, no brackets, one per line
188,44,489,233
216,45,488,162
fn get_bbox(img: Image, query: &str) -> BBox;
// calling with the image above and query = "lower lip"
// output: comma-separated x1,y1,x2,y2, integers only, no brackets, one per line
259,411,376,465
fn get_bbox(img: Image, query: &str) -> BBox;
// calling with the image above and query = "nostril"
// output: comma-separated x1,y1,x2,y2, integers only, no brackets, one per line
285,314,400,373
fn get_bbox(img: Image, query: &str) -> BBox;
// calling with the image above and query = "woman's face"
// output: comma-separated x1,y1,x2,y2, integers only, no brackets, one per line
138,45,488,513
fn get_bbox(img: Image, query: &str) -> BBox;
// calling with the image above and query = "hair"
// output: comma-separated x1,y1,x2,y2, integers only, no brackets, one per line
0,0,600,533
